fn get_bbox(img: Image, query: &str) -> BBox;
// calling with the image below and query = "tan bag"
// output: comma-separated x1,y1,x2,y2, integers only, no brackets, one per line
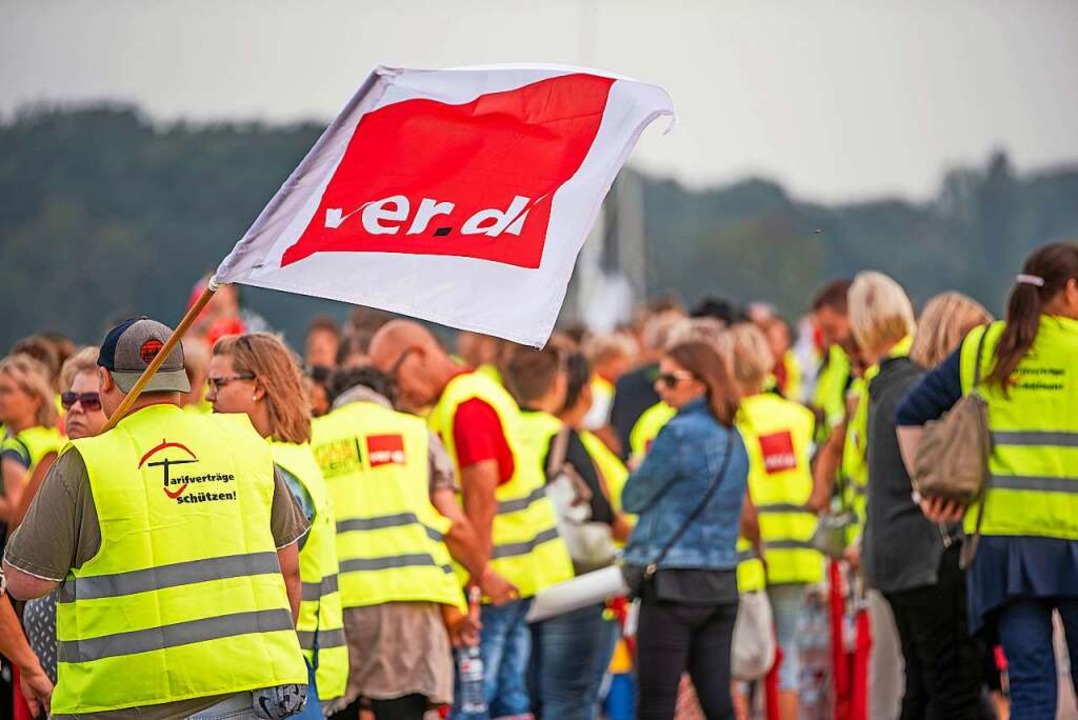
910,329,991,567
910,329,991,505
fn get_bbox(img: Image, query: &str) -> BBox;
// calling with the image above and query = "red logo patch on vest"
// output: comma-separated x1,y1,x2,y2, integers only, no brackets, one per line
140,338,164,365
367,434,406,468
758,431,797,475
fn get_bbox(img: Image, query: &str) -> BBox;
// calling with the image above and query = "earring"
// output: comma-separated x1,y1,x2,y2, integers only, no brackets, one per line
252,395,258,401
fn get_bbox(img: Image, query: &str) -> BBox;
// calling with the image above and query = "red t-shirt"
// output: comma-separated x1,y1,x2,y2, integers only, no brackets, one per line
452,397,515,485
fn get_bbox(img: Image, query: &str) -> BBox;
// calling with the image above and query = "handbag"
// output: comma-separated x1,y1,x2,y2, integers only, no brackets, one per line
911,328,992,567
911,329,991,505
620,431,737,598
731,590,777,681
545,427,618,573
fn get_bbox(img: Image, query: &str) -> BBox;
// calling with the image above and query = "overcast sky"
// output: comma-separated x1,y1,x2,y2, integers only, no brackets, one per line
2,0,1076,202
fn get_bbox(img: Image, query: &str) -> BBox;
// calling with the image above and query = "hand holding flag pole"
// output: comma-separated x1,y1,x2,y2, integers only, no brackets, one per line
101,276,220,432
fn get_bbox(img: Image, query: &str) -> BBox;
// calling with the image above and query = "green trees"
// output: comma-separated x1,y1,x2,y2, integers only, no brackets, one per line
1,106,1076,351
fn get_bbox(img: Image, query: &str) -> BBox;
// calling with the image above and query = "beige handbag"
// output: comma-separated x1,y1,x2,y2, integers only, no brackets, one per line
910,329,991,566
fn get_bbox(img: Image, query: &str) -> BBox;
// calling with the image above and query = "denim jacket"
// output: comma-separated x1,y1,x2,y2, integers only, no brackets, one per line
622,398,749,571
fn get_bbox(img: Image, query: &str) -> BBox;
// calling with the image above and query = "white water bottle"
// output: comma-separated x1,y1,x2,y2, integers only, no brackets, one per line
457,587,486,715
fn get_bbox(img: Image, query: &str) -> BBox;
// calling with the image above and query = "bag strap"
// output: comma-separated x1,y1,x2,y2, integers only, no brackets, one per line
960,326,992,570
645,430,736,577
546,425,572,481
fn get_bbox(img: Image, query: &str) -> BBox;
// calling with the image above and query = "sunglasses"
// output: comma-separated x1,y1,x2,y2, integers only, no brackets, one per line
657,371,695,389
207,373,255,391
61,391,102,412
387,348,415,386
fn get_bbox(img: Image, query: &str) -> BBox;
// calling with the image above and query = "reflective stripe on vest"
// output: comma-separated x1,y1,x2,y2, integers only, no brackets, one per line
270,440,348,702
960,318,1078,539
54,406,306,715
739,393,823,585
312,401,464,611
58,608,295,663
428,372,573,599
58,551,281,603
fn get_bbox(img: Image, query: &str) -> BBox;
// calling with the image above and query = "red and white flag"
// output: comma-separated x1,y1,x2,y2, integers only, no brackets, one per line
215,64,675,346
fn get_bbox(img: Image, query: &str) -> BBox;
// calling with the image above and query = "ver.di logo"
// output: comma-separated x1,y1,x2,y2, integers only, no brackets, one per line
139,439,198,499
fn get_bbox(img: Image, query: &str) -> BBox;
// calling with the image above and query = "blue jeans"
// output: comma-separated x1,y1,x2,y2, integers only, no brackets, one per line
767,583,806,692
453,598,533,720
529,603,609,720
996,597,1078,720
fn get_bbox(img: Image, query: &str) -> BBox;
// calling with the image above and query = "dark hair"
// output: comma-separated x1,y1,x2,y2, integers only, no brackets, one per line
665,341,739,427
987,242,1078,391
561,352,592,414
504,346,562,406
307,315,341,340
811,279,854,313
328,366,396,405
336,331,371,366
691,297,747,325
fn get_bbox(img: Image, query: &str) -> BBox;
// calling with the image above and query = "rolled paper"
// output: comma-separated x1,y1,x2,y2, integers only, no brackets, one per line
526,565,629,623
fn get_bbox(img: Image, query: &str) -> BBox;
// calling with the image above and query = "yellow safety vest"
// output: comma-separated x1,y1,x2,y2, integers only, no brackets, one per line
1,424,64,478
311,401,464,612
812,344,852,445
628,402,676,462
54,405,306,715
764,351,805,403
270,440,348,703
959,317,1078,539
428,372,573,599
738,393,822,585
476,363,504,387
629,401,765,593
579,430,634,546
843,336,913,543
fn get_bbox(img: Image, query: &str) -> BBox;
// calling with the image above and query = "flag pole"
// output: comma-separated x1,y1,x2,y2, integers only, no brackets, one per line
102,276,220,432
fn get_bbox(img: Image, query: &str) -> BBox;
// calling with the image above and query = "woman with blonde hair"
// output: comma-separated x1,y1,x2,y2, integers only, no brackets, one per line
716,324,821,720
207,333,347,715
0,355,63,530
860,281,992,718
898,243,1078,716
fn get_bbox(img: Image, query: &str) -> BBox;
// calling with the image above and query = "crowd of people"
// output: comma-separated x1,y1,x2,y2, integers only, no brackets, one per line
0,241,1075,720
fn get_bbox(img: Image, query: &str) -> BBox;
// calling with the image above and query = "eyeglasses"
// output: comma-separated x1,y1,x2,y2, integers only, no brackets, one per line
61,391,102,412
207,373,255,391
657,371,694,389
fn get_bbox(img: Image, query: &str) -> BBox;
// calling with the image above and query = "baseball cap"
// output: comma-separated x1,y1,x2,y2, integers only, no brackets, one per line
98,317,191,394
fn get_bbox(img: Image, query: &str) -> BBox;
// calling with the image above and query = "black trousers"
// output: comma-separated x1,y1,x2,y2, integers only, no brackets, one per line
635,597,738,720
330,693,428,720
883,543,986,720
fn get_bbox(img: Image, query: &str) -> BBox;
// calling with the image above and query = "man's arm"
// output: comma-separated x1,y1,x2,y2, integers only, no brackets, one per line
0,590,52,715
430,487,484,577
808,420,846,513
1,561,59,600
460,460,498,566
276,542,302,624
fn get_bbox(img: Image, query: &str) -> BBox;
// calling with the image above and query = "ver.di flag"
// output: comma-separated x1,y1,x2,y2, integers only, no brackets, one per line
215,64,675,346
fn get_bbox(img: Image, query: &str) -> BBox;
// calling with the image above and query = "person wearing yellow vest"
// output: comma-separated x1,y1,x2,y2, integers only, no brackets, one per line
3,317,310,720
504,346,621,720
311,365,493,720
558,350,635,716
456,331,508,388
370,320,572,720
206,333,348,717
900,243,1078,718
717,323,822,720
0,354,64,533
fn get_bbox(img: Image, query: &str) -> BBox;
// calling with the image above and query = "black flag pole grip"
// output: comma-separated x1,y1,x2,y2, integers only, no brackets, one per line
102,276,220,432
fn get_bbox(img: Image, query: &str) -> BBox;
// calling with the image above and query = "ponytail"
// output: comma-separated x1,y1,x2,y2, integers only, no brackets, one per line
986,242,1078,392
